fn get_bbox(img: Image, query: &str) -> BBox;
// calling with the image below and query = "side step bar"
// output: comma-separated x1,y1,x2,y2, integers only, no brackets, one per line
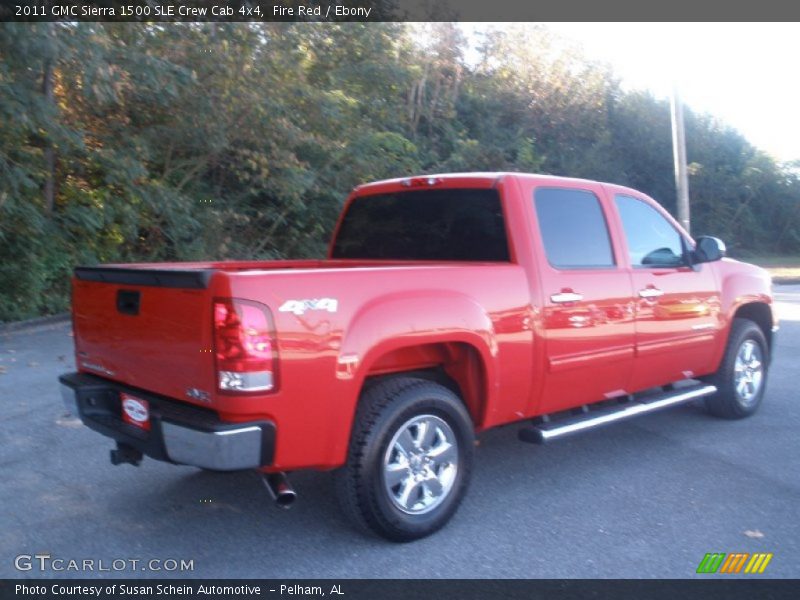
518,384,717,444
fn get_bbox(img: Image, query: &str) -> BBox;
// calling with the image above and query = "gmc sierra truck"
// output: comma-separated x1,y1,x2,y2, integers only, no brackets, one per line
59,173,776,541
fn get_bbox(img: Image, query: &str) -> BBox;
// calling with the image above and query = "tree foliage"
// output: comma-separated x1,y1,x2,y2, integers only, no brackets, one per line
1,23,798,321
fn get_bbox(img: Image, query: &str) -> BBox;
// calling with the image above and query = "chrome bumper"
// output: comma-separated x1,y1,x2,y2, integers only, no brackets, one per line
161,422,265,471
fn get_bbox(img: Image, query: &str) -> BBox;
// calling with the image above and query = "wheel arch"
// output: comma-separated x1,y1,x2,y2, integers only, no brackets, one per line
704,300,774,381
732,302,774,357
359,341,490,429
328,290,500,470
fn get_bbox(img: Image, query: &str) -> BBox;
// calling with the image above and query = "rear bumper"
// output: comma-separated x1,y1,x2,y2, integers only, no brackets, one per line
58,372,275,471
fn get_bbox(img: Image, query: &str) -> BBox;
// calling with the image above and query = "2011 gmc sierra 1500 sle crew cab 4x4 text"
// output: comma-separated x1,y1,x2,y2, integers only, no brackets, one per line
59,173,776,541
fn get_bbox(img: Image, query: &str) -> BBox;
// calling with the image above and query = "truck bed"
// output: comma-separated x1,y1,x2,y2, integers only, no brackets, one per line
71,259,532,436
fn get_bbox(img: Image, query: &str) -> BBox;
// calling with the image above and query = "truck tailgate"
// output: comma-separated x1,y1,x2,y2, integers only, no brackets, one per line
71,267,216,406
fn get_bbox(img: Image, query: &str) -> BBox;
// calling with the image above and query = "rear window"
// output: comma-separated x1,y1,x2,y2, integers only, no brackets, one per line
331,188,510,261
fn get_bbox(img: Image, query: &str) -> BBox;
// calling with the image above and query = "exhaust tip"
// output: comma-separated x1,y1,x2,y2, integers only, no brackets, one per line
274,489,297,510
262,472,297,509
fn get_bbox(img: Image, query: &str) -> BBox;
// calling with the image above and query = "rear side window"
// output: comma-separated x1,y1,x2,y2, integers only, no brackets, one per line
331,188,510,261
615,195,685,267
533,188,615,269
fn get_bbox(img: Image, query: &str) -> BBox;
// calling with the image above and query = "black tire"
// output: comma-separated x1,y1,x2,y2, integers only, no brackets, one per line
334,376,474,542
705,318,769,419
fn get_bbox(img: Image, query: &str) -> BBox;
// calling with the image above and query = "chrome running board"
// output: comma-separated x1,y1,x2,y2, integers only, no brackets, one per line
518,384,717,444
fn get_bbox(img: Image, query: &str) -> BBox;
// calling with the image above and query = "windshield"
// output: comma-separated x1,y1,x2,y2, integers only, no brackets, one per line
331,188,510,262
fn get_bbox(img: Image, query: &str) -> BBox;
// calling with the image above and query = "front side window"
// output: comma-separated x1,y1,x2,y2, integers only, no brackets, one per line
615,195,685,268
533,188,615,269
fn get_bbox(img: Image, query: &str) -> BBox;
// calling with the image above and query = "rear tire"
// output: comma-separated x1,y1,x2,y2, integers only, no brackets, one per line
705,318,769,419
335,376,474,542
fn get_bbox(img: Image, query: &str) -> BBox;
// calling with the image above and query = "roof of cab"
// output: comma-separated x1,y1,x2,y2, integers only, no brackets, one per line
353,172,605,195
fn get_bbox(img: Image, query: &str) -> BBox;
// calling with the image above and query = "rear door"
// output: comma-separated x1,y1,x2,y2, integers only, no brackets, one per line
611,192,721,390
528,184,636,413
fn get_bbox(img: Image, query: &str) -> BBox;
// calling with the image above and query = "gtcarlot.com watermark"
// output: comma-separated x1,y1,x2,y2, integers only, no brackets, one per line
14,553,194,573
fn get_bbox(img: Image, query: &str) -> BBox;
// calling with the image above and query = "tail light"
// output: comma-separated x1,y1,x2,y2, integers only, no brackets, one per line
213,298,278,393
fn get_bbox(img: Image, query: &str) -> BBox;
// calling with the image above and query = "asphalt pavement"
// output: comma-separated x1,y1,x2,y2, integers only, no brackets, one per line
1,286,799,579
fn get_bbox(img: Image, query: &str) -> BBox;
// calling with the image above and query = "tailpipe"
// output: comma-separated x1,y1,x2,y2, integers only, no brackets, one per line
261,472,296,509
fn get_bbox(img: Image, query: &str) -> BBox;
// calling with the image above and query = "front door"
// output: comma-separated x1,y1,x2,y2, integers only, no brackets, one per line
612,193,722,391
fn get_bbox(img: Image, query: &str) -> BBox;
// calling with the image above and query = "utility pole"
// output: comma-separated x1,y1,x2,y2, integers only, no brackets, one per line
670,86,691,234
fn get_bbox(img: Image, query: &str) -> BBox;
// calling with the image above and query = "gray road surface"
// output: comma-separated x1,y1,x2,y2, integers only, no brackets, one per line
1,286,799,579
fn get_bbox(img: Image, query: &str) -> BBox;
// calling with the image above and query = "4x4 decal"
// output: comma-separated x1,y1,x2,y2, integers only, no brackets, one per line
278,298,339,316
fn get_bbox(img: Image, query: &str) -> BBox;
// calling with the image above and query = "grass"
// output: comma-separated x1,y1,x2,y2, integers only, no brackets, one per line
741,255,800,284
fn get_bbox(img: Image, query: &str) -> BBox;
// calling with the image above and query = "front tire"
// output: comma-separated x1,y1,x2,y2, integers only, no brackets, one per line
705,318,769,419
335,376,474,542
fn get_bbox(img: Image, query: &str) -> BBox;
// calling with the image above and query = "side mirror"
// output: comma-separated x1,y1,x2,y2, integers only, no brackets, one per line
694,236,726,263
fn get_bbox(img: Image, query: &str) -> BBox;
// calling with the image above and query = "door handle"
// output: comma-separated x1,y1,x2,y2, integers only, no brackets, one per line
551,291,584,303
638,287,664,299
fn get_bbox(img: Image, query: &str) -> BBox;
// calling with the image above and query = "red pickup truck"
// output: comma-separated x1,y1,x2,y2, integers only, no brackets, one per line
59,173,776,541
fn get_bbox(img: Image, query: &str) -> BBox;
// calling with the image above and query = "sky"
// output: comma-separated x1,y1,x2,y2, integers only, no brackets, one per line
475,23,800,163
